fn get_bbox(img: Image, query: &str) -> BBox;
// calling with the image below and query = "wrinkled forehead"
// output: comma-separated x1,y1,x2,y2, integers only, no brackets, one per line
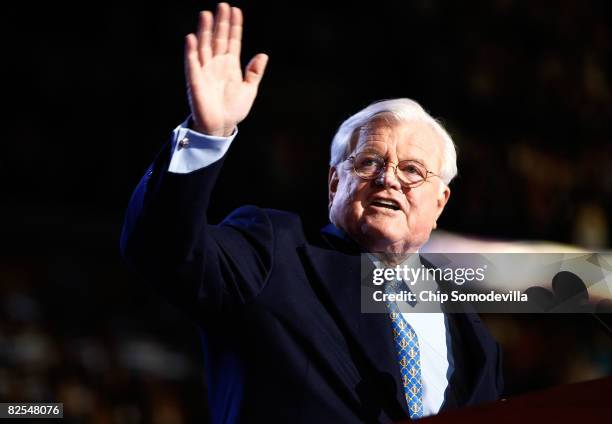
351,114,445,171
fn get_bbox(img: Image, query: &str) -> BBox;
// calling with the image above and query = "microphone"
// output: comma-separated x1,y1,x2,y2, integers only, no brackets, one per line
523,271,611,339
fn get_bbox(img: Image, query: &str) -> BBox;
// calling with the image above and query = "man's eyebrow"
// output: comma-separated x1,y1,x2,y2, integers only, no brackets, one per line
356,141,433,164
355,147,429,164
399,156,427,166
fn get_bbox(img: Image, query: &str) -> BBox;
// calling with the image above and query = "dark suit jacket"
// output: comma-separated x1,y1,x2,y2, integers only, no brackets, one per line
120,141,504,423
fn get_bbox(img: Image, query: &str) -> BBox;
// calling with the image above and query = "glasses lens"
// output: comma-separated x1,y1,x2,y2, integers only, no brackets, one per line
353,152,385,178
397,160,426,186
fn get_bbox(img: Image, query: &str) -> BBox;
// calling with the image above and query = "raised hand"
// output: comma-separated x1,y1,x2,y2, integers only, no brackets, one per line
185,3,268,136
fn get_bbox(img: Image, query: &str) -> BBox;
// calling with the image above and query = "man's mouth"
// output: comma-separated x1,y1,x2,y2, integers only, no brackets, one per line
370,198,401,211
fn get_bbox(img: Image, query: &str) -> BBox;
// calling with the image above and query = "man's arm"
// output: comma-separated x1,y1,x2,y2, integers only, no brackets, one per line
120,3,270,320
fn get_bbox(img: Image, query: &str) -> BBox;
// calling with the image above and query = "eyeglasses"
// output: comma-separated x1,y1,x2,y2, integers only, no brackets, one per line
347,151,439,188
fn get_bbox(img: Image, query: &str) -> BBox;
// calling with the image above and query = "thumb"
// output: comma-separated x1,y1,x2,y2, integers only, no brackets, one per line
244,53,269,85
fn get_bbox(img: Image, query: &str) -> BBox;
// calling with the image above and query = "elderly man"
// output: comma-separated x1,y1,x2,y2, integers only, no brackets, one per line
121,3,503,423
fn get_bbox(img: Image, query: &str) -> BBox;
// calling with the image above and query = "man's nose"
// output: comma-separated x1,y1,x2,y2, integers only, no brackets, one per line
375,164,402,190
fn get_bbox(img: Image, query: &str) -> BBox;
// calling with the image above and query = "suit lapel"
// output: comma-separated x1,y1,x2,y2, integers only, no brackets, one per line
440,311,489,411
298,242,408,420
418,254,491,411
301,229,495,416
431,269,489,411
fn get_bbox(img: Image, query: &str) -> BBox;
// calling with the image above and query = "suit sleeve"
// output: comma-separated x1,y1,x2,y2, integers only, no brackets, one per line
120,137,274,322
495,342,504,397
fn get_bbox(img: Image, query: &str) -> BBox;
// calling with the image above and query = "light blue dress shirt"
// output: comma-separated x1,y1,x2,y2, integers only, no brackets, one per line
369,254,453,416
168,118,237,173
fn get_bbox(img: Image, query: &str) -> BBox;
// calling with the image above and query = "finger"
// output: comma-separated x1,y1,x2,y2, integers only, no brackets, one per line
185,34,201,81
228,7,243,57
244,53,269,86
213,2,231,55
197,10,213,65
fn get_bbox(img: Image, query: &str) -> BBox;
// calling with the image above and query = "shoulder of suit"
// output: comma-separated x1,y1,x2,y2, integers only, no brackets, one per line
222,205,301,227
221,205,307,244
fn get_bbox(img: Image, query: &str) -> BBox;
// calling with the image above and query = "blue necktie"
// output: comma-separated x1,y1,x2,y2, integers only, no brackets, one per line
386,280,424,419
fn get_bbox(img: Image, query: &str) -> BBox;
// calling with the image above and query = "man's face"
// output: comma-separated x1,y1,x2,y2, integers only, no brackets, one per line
328,116,451,253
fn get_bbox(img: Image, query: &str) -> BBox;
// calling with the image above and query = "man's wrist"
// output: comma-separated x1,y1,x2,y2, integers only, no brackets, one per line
188,116,236,137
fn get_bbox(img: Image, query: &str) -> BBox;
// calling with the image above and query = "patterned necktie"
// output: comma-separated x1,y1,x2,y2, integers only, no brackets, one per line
385,280,424,419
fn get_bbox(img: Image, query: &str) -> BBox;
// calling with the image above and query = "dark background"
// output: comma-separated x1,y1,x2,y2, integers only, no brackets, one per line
2,1,611,422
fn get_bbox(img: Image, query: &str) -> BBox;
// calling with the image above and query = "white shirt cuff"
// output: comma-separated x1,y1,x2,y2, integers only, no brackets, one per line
167,117,237,174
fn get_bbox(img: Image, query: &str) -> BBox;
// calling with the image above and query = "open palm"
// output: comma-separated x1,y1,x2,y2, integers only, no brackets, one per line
185,3,268,136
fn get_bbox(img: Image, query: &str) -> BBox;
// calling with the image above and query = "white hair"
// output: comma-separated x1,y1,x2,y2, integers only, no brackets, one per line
329,98,458,185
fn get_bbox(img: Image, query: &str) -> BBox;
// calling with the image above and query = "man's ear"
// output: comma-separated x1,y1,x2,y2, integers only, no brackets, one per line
435,184,451,222
328,166,339,209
